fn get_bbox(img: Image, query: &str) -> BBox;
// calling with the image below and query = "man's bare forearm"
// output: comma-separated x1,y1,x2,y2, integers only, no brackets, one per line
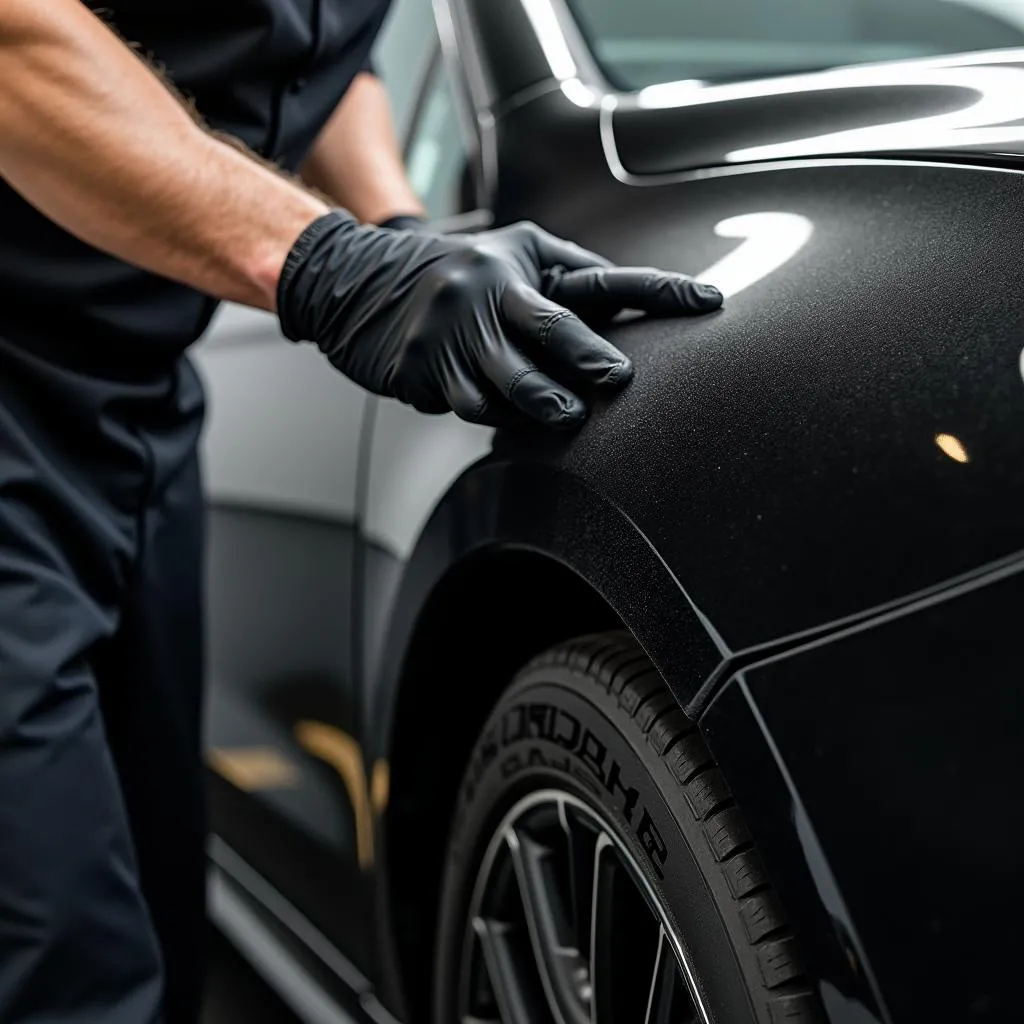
0,0,329,311
301,71,425,224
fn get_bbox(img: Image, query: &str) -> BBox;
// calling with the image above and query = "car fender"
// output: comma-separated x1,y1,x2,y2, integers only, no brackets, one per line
493,155,1024,661
366,156,1024,1022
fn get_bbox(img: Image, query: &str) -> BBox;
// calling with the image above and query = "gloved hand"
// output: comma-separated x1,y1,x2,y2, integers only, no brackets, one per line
277,211,722,429
376,214,428,232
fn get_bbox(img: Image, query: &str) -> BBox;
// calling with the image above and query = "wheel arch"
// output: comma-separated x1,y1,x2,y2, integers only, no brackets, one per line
369,459,724,1020
384,547,620,1017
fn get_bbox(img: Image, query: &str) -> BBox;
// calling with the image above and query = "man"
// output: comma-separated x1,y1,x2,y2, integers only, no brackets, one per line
0,1,722,1021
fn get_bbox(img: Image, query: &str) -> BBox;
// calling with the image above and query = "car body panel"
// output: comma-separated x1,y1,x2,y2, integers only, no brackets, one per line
701,558,1024,1023
485,153,1024,655
609,51,1024,177
362,154,1024,1020
452,0,1024,181
359,458,727,750
195,306,373,969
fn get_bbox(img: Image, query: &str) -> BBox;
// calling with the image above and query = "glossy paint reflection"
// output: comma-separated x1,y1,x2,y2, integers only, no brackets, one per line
723,62,1024,162
609,51,1024,175
503,0,1024,172
560,77,600,108
294,721,389,870
519,0,578,79
935,432,970,462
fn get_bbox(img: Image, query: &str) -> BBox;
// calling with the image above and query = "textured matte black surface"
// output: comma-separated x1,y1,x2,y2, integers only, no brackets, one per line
698,680,888,1024
363,461,725,742
497,160,1024,652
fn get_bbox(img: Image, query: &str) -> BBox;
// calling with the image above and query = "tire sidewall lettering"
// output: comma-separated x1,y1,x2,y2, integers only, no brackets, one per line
463,694,669,880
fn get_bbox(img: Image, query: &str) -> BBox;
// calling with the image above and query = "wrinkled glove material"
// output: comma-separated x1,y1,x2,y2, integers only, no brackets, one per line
278,210,722,428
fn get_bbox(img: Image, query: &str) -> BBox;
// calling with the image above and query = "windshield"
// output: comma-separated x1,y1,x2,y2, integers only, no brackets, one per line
567,0,1024,90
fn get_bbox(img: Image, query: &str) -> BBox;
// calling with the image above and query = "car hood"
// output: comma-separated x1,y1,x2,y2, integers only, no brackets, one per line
608,49,1024,177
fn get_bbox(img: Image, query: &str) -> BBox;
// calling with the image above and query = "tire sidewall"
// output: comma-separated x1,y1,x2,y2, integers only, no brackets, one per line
433,665,759,1024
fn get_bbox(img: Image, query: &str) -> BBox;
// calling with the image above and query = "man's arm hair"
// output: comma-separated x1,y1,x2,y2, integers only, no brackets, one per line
0,0,330,311
301,71,425,224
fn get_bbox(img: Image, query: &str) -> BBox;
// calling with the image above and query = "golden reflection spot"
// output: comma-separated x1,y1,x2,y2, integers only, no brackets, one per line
935,433,969,464
370,759,390,816
207,747,300,792
295,720,377,870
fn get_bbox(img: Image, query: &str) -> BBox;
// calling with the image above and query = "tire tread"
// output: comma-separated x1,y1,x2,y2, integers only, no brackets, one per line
527,631,823,1024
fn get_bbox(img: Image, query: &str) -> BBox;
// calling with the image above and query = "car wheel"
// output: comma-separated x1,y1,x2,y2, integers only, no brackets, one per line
433,631,822,1024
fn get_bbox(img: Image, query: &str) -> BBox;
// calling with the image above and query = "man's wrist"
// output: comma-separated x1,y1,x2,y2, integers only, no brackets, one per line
248,201,331,312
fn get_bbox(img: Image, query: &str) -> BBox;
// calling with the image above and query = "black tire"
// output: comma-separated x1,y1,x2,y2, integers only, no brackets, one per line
433,631,822,1024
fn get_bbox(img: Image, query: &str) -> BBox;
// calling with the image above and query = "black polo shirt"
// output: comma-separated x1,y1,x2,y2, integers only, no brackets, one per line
0,0,393,365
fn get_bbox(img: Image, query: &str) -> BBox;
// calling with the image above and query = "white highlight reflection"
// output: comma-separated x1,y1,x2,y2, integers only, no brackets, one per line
636,47,1024,108
726,65,1024,162
560,77,599,107
520,0,577,80
635,79,705,107
696,212,814,299
629,52,1024,163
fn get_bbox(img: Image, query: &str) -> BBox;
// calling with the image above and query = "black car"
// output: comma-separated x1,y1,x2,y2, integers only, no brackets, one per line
196,2,1024,1022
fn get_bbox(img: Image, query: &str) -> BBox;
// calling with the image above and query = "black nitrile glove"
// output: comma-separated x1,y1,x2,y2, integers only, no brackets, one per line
377,214,427,232
278,211,722,429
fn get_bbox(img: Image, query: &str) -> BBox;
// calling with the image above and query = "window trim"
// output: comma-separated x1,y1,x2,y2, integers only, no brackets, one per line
400,43,444,159
399,16,495,228
432,0,500,210
401,38,493,229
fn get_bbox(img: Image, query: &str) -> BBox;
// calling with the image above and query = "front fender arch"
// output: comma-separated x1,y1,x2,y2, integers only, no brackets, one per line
368,459,722,1019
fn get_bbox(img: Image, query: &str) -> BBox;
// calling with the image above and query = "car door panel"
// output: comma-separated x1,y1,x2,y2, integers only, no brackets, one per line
199,0,477,973
195,302,372,967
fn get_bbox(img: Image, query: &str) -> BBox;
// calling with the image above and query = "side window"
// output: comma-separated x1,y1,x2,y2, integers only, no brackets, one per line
404,59,472,221
372,0,437,136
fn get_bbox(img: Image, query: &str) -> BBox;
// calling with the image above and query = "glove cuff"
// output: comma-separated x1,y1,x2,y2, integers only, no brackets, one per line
277,210,357,342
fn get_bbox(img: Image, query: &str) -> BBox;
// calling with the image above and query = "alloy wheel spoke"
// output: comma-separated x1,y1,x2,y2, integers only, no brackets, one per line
462,793,711,1024
505,827,569,979
588,834,618,1024
558,798,598,961
644,928,682,1024
505,826,590,1024
473,917,549,1024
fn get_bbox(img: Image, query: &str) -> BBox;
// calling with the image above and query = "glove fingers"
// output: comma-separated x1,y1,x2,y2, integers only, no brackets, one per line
549,267,723,319
479,331,587,429
502,283,633,391
445,366,532,429
526,224,615,272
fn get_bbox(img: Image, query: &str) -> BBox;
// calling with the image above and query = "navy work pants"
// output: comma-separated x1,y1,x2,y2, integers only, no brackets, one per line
0,333,207,1023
